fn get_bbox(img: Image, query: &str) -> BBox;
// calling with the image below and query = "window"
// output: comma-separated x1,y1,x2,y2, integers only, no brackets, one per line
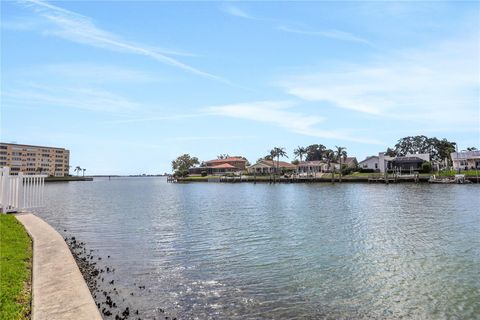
375,163,378,169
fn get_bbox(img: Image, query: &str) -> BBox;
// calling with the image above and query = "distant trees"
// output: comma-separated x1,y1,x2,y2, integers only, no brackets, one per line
82,168,86,177
387,135,457,164
293,146,307,162
466,147,478,151
305,144,327,161
217,154,230,159
172,154,199,177
240,156,250,167
74,166,82,176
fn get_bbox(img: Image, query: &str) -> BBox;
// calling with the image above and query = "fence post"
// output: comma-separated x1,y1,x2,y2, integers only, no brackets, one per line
1,167,11,213
18,172,24,211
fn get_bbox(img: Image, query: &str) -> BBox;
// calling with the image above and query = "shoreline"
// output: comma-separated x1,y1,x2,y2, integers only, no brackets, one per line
45,176,93,182
14,213,102,320
176,176,480,184
64,234,174,320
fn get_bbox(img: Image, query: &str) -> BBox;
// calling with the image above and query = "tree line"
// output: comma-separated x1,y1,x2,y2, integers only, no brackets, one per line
171,135,477,177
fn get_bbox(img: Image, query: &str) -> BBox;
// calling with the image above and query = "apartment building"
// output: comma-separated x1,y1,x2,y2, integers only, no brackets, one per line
0,142,70,176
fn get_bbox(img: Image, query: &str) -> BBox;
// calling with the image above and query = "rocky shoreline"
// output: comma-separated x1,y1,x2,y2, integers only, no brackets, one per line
64,234,176,320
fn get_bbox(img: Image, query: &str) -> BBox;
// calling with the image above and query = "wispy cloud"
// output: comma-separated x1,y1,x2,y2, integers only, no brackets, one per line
221,4,257,20
205,101,380,144
277,35,480,125
106,113,204,124
18,0,229,83
278,26,372,45
167,135,255,142
23,63,161,83
220,4,370,45
2,83,139,113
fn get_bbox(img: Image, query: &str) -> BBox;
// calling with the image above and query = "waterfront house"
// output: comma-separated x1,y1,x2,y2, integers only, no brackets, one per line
360,153,429,173
391,156,427,172
189,156,247,176
205,157,247,170
451,150,480,170
379,152,430,173
297,161,340,176
344,157,358,168
358,156,379,171
247,160,297,174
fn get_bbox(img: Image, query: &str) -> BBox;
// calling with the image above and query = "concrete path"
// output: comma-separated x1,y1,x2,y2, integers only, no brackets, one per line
16,213,102,320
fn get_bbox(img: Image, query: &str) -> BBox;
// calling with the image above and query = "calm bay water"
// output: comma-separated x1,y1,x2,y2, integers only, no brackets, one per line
36,178,480,319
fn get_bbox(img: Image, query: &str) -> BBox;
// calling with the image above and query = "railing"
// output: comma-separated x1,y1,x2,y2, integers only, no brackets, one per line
0,167,47,213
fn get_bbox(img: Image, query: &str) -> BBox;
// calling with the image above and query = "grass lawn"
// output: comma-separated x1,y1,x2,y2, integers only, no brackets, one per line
0,215,32,320
344,172,381,177
434,170,480,177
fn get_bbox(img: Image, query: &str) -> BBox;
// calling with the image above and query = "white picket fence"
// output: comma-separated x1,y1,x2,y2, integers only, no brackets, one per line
0,167,47,213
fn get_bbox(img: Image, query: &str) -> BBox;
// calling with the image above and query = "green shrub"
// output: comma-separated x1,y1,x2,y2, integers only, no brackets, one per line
341,166,354,175
421,161,432,173
174,169,189,178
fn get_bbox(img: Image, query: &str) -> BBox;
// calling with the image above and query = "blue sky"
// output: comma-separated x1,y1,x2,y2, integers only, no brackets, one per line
1,1,479,174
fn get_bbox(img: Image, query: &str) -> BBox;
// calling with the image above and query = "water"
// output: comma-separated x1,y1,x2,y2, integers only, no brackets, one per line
36,178,480,319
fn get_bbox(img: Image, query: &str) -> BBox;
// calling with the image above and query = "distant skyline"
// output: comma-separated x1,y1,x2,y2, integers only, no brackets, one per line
1,1,479,174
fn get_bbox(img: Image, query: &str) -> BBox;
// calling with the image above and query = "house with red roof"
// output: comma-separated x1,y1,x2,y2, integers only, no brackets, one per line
188,156,247,176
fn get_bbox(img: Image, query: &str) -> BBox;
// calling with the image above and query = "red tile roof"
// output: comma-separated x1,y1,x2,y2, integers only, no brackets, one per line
210,163,237,169
206,157,246,164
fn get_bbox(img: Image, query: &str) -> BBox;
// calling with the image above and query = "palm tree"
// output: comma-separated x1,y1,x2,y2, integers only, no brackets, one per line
334,146,347,182
323,149,336,183
270,147,288,178
82,168,86,177
294,146,307,162
36,167,43,175
74,166,81,176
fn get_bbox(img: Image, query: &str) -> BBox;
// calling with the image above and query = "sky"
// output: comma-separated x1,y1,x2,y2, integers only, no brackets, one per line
1,0,479,175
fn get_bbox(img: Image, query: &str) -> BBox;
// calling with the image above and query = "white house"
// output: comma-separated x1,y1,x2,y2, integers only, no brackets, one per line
297,161,340,176
451,150,480,170
358,156,379,171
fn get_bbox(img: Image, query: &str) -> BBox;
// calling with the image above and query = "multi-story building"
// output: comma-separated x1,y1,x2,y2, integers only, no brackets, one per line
0,143,70,176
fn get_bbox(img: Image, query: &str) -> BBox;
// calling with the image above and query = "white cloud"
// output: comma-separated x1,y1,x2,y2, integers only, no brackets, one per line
221,4,256,20
2,84,139,113
278,35,480,125
106,114,204,124
24,63,160,83
278,26,372,45
19,0,229,83
205,101,381,144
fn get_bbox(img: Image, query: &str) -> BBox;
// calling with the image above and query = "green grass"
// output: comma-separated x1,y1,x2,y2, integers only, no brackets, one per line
0,215,32,320
344,172,384,177
434,170,480,177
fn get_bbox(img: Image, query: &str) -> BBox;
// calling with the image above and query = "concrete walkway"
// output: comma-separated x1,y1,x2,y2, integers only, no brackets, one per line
16,213,102,320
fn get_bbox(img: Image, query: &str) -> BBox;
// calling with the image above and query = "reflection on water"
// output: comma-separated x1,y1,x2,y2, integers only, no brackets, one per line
36,178,480,319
